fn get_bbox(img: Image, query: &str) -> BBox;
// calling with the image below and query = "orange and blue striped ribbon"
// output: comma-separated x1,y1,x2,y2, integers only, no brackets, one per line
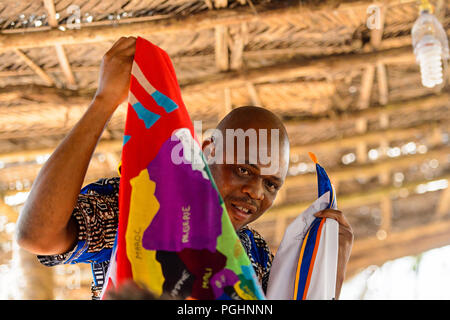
292,153,334,300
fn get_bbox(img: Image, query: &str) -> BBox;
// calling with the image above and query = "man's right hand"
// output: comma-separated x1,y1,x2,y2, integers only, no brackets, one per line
94,36,137,111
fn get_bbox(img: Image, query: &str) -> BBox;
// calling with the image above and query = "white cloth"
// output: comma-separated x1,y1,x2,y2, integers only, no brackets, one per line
266,191,339,300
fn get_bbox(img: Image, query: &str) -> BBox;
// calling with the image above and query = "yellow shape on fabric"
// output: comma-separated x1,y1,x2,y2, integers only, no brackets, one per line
126,168,164,296
233,281,257,300
233,238,245,258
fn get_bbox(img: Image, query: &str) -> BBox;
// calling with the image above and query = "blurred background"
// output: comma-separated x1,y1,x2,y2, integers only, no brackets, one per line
0,0,448,299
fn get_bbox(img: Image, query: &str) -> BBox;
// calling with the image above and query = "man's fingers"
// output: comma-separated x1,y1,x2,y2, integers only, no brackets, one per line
316,210,354,244
109,36,129,50
116,36,136,47
122,42,137,56
314,209,351,229
107,37,137,56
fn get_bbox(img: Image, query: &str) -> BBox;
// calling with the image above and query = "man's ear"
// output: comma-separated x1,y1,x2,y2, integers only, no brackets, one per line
202,139,215,160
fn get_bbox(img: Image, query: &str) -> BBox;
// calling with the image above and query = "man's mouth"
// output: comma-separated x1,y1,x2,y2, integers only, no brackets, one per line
233,205,250,213
229,202,257,221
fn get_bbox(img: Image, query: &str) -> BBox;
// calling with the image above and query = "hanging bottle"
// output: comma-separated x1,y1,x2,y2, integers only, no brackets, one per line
411,2,449,88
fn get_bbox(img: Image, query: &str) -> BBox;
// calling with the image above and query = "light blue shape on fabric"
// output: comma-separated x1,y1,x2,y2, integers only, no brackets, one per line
151,90,179,113
241,264,266,300
123,135,131,146
132,102,161,129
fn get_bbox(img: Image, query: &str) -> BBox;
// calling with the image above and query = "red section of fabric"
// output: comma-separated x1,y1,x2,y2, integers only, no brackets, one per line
115,37,194,285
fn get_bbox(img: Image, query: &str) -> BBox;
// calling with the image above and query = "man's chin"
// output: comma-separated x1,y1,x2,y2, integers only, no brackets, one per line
229,217,242,231
225,211,245,231
225,205,248,231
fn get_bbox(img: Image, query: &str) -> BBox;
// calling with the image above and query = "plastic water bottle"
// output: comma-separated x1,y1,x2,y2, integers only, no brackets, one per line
411,11,449,88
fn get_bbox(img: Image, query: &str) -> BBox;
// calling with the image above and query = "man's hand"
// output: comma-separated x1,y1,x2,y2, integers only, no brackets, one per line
314,209,354,299
16,37,137,255
94,36,137,110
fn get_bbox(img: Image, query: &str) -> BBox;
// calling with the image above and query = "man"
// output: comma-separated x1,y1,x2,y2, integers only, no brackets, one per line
16,37,353,299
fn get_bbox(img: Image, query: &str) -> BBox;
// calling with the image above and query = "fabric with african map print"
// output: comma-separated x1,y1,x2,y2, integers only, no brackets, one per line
100,36,265,300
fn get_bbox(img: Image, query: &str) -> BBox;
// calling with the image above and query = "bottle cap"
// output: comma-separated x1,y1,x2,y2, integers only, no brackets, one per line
419,1,433,14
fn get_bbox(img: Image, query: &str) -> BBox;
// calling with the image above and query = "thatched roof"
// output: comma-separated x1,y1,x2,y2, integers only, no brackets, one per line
0,0,449,297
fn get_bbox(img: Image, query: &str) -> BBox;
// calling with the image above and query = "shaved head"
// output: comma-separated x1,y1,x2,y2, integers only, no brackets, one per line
202,106,290,230
216,106,289,143
212,106,290,176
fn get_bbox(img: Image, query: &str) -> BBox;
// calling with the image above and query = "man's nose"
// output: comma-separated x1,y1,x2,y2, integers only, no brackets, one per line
242,179,265,201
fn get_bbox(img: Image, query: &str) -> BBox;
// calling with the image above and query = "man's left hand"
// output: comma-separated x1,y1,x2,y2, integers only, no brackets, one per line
314,209,354,299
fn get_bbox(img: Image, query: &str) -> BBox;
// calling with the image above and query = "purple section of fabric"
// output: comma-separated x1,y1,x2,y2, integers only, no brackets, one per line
142,136,222,252
210,268,240,299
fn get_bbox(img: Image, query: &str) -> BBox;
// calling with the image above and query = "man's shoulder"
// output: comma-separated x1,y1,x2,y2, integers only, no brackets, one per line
245,226,265,241
239,226,267,243
237,226,272,255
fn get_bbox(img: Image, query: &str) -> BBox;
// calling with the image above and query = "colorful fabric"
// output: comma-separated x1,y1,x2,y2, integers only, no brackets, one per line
37,177,273,300
266,153,339,300
101,37,264,300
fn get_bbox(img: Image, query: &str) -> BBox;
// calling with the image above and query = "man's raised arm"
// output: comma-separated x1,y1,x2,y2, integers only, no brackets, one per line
16,37,136,255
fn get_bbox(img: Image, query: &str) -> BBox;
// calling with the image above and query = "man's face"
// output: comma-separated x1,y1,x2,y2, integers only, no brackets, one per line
204,128,289,231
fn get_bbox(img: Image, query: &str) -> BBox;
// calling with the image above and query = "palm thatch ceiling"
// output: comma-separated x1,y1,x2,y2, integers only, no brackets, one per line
0,0,449,279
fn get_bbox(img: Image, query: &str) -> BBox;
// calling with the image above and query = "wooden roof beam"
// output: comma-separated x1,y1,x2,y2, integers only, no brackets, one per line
259,173,450,224
0,66,98,78
357,65,375,109
1,45,417,97
1,143,447,207
183,46,416,92
284,92,449,133
0,197,18,223
376,62,389,105
0,91,447,150
435,186,450,219
368,3,385,50
43,0,77,89
0,84,94,105
284,147,450,196
43,0,58,27
219,87,232,120
290,120,449,156
246,82,262,107
204,0,214,10
215,25,229,71
2,77,446,115
0,0,417,51
229,23,247,71
347,219,450,277
12,49,54,86
214,0,228,9
54,44,77,88
0,119,446,166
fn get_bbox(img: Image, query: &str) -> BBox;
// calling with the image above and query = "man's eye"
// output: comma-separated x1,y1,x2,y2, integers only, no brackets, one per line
237,167,250,175
266,181,278,192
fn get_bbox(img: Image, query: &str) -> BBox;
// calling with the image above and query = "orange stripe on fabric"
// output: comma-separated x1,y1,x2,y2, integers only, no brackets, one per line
308,152,318,164
293,228,311,299
330,187,335,208
302,218,326,300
